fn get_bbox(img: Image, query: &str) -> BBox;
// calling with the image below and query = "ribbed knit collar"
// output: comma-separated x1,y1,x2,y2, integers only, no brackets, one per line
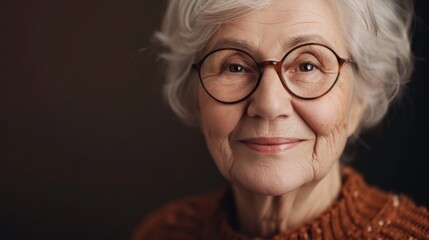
215,167,403,240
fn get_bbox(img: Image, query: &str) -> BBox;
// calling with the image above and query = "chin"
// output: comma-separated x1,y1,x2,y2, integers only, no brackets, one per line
232,166,311,196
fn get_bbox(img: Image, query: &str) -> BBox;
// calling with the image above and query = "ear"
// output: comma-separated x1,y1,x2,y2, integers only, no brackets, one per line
347,96,367,137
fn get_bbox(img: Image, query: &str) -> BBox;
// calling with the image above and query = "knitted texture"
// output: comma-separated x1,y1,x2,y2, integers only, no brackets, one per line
133,167,429,240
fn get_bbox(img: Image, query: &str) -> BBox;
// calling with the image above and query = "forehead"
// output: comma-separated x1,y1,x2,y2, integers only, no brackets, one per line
207,0,347,57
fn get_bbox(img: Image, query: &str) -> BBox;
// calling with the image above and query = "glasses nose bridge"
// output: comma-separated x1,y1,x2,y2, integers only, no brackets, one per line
259,60,283,80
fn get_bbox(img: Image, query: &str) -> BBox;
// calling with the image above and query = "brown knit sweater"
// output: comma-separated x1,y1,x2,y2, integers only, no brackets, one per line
133,167,429,239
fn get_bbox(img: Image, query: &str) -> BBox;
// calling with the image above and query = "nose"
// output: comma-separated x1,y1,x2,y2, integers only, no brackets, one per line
247,64,294,120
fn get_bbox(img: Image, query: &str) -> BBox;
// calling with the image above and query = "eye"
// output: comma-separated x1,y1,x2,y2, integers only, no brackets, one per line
226,63,246,73
299,63,317,72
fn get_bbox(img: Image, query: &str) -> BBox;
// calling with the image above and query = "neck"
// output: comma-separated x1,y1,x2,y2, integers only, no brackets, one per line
231,163,341,238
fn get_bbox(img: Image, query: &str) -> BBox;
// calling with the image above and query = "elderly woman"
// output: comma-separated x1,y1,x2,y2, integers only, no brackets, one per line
134,0,429,239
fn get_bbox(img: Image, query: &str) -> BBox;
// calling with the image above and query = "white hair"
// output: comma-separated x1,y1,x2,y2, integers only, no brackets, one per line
154,0,414,133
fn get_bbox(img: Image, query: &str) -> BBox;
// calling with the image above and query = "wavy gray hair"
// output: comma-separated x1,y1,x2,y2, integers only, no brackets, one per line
154,0,414,134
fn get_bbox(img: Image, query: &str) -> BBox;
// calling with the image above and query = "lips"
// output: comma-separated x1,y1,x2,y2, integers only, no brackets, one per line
238,137,303,154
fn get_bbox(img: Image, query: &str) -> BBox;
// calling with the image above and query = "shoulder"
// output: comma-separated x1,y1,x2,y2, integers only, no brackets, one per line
376,194,429,239
131,189,224,240
341,166,429,239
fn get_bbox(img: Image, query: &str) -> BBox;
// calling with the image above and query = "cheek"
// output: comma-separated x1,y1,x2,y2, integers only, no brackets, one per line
198,87,244,178
296,100,347,136
294,79,353,136
292,77,354,178
198,88,243,137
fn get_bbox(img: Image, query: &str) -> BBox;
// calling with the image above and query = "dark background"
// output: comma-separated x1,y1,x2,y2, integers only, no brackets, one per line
0,1,428,239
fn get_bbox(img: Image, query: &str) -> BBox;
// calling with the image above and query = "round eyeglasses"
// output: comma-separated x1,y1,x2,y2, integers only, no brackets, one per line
192,43,353,104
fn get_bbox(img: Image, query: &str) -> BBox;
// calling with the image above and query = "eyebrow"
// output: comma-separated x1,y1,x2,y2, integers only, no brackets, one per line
211,34,333,53
287,34,332,49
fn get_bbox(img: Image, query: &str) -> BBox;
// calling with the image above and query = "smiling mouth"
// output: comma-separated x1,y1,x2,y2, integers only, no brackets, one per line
238,137,303,154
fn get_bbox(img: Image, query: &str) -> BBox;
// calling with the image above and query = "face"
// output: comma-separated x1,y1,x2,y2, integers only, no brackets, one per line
197,0,365,195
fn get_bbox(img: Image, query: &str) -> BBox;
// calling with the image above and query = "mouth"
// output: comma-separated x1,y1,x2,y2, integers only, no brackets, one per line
238,137,303,154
